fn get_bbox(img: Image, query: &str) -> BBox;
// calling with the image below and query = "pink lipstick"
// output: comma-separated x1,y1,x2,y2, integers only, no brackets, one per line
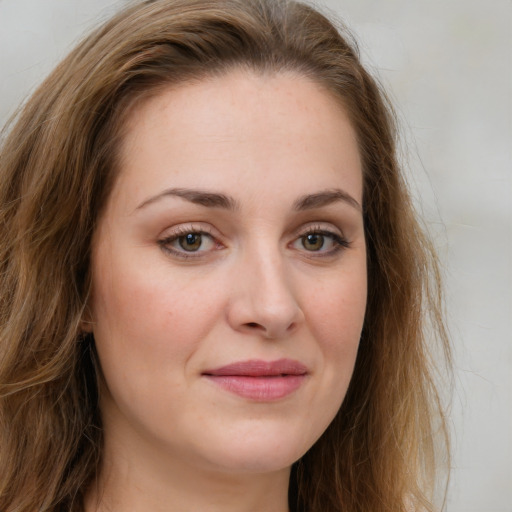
202,359,308,401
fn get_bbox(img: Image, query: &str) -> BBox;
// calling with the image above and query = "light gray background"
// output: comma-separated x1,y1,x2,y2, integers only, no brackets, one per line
0,1,510,510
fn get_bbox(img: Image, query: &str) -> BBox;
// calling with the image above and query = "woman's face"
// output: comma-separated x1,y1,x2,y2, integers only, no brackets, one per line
89,70,367,476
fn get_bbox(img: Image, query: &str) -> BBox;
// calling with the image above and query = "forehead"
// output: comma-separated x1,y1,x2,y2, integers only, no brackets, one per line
113,70,363,210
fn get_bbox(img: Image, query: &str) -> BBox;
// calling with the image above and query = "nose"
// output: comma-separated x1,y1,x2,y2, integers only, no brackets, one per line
226,250,305,339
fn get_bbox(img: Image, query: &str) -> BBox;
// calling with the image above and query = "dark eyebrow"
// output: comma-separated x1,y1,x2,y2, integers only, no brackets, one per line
135,187,239,211
293,189,362,212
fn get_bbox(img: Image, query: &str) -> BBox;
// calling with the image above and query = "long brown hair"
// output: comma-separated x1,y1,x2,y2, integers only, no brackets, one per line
0,1,450,510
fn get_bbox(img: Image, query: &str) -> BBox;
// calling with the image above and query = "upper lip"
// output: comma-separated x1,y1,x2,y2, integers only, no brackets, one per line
203,358,308,377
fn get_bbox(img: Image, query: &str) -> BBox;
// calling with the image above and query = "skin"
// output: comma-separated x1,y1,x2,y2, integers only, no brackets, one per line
86,70,367,512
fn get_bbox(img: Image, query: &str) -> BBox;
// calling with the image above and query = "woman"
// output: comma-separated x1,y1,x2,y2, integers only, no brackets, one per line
0,0,450,511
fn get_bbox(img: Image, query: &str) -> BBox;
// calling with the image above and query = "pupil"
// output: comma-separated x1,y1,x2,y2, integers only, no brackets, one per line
304,233,324,251
179,233,202,251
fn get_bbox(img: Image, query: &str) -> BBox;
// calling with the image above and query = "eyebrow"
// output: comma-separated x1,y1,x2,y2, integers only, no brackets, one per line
135,187,239,211
293,189,362,212
135,187,361,213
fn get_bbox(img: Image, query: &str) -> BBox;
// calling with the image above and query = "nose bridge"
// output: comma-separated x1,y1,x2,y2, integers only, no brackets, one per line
228,235,303,338
251,245,293,310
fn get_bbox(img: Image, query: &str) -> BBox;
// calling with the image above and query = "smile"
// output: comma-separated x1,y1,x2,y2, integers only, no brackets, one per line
202,359,308,401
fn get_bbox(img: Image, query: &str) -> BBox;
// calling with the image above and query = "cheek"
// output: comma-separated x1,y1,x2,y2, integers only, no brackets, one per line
89,258,227,431
89,247,247,458
304,265,367,400
286,269,366,450
306,269,367,345
90,254,225,377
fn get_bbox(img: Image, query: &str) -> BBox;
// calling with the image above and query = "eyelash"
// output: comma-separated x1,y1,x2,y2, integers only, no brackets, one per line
158,225,220,260
293,225,350,257
158,224,350,260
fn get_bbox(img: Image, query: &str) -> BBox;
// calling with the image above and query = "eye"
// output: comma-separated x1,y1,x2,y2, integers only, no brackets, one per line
291,228,349,256
176,232,209,252
302,233,327,251
158,227,221,259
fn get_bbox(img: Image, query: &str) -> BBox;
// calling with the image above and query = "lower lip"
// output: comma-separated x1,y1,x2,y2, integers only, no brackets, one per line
204,375,306,401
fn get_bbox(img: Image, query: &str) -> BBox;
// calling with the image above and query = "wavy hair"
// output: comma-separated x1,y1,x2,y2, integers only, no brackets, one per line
0,1,450,510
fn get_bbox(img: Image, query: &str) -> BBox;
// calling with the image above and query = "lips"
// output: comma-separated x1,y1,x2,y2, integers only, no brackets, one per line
202,359,308,401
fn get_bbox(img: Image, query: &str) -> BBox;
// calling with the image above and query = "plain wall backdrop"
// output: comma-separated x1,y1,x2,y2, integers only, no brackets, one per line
1,1,511,510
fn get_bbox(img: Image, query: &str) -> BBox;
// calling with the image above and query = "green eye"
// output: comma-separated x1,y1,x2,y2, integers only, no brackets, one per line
302,233,325,251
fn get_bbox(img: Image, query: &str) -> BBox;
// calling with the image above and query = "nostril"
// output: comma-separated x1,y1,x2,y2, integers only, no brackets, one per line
246,322,261,329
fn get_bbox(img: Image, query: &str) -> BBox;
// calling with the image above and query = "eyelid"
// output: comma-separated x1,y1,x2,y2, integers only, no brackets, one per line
294,222,344,238
289,223,350,256
158,223,224,259
157,221,350,261
159,223,216,240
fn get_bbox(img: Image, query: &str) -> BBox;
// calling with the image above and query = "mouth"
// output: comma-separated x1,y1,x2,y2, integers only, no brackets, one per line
202,359,308,401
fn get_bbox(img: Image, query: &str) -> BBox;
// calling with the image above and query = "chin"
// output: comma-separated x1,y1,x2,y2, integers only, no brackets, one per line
206,447,300,475
189,421,317,475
